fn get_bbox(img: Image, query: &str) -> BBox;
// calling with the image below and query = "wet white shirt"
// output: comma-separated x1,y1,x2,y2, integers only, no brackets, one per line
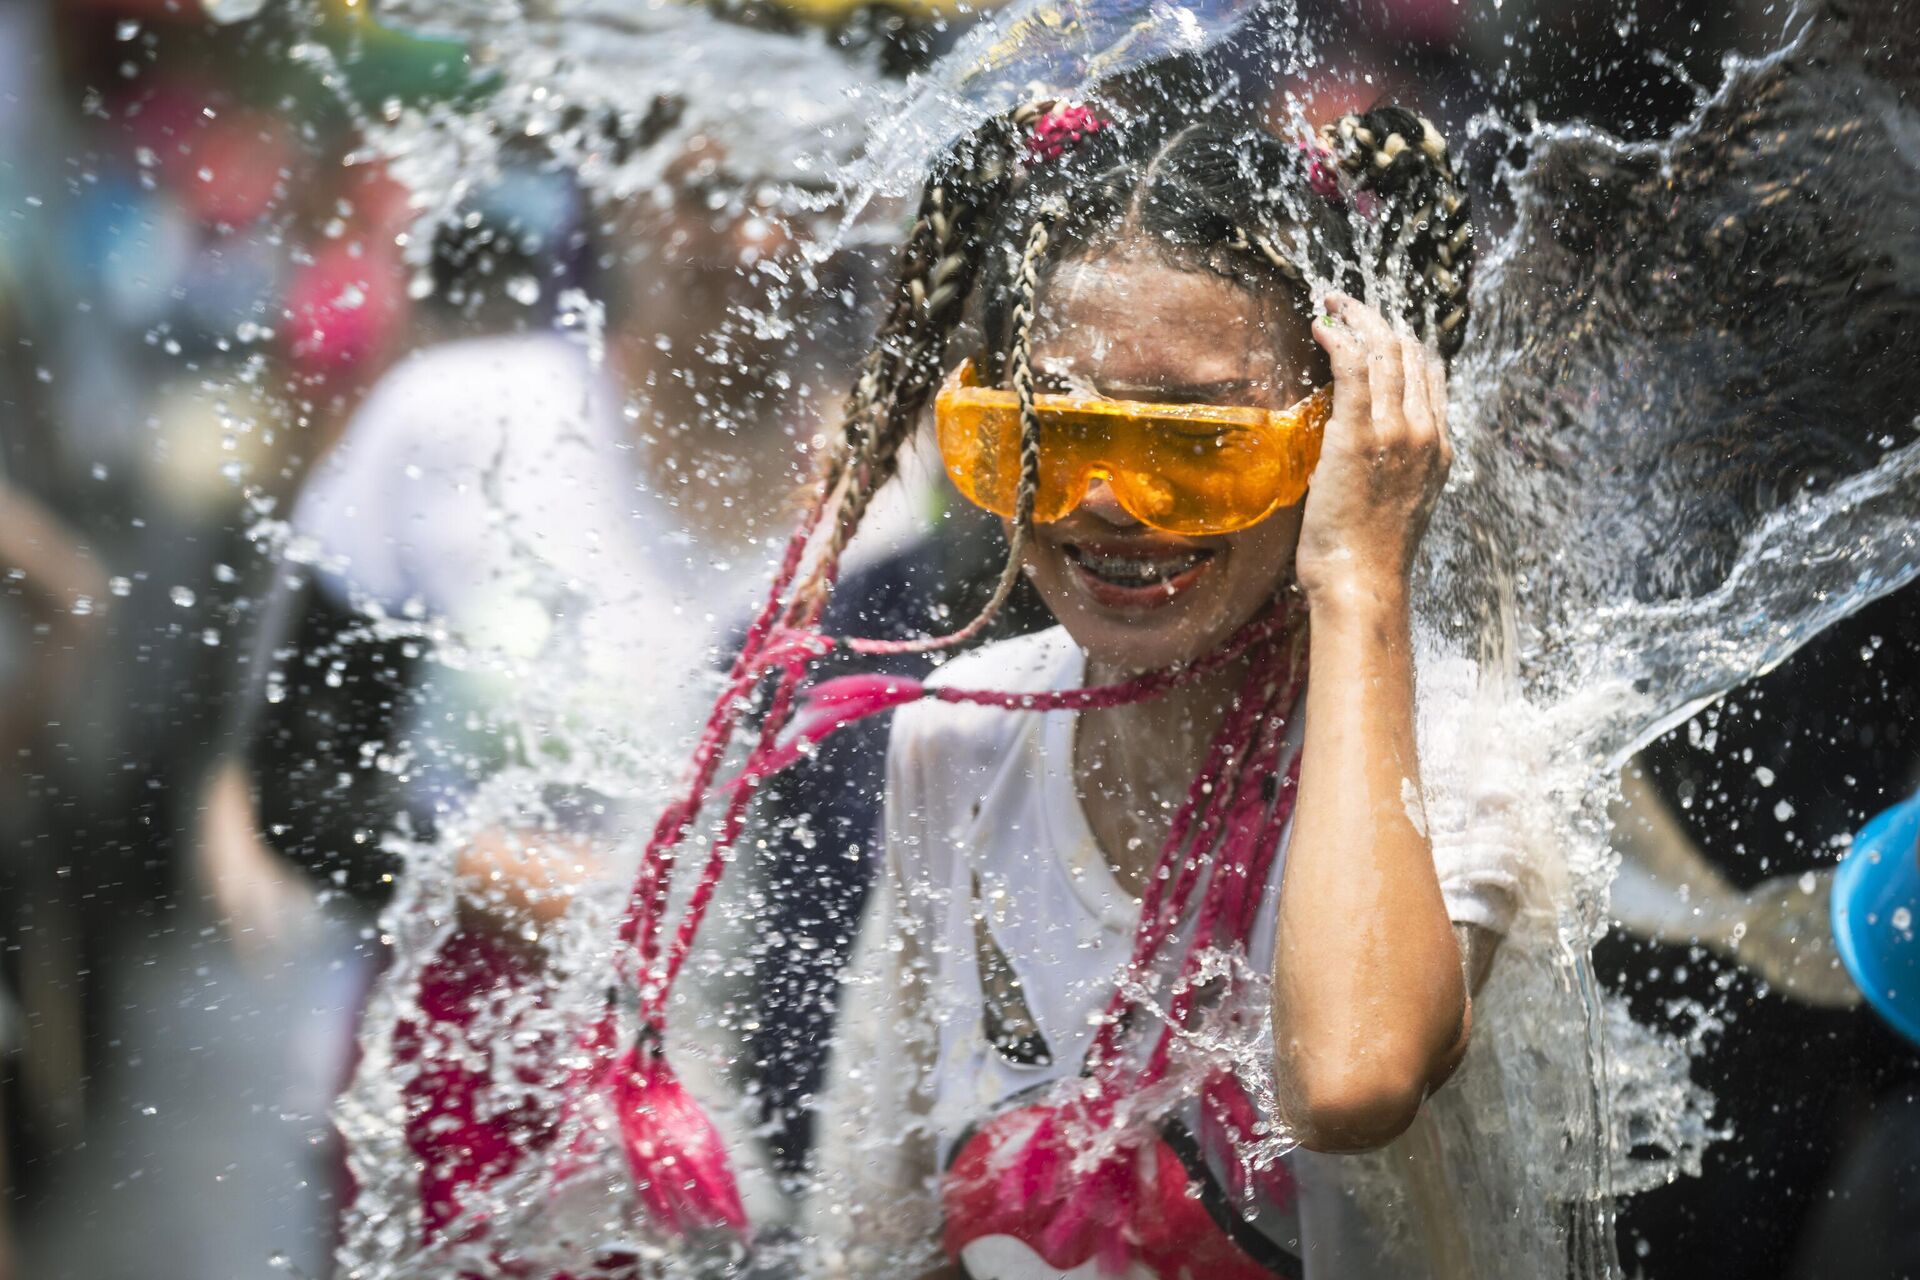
873,625,1519,1280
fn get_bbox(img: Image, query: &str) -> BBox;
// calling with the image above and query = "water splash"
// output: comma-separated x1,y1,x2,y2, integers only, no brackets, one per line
229,0,1920,1275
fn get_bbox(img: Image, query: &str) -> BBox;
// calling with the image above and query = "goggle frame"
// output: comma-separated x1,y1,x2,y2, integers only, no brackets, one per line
934,359,1333,537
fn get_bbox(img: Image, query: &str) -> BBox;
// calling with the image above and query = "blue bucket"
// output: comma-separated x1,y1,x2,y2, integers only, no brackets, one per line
1831,788,1920,1049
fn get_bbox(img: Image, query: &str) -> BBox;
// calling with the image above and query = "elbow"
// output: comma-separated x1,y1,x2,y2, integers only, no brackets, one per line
1288,1068,1430,1154
1287,999,1472,1155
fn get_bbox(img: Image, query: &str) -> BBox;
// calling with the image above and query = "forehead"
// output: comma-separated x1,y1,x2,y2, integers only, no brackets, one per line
1029,248,1303,390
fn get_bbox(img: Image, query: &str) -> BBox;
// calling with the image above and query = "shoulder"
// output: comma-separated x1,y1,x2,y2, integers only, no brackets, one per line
312,333,608,486
290,333,627,606
361,332,595,418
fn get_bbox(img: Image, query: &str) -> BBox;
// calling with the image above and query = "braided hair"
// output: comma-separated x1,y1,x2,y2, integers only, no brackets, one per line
824,95,1477,636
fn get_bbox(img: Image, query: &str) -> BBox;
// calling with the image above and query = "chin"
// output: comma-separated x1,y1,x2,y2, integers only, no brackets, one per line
1028,533,1257,675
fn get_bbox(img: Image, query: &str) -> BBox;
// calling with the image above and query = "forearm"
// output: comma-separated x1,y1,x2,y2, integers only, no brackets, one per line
1272,581,1468,1152
455,829,595,933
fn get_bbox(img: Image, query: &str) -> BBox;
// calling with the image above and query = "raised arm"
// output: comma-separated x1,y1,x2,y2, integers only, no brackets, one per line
1270,294,1471,1154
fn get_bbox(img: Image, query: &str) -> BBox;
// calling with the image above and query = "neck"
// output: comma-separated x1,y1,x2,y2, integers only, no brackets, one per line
1076,648,1252,895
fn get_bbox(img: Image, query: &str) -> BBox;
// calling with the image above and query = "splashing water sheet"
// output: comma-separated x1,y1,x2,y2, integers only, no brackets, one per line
240,0,1920,1276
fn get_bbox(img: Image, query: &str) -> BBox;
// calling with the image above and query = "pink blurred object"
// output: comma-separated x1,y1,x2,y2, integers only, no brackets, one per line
284,241,406,379
942,1099,1281,1278
1027,103,1108,162
605,1035,751,1238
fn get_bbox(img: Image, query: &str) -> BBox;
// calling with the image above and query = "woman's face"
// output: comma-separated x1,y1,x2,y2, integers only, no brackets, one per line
1020,245,1326,674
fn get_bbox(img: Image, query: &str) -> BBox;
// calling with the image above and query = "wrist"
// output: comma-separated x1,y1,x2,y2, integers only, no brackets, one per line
1297,569,1410,621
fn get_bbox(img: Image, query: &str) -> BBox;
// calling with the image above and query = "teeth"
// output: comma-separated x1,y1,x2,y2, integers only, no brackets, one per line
1072,548,1206,586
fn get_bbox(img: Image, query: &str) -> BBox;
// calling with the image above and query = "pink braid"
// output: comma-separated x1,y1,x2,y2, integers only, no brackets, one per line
1084,625,1301,1079
615,493,827,961
653,666,805,1016
1138,644,1305,1089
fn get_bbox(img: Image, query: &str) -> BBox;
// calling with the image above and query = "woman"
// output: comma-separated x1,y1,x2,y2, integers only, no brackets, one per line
778,95,1519,1277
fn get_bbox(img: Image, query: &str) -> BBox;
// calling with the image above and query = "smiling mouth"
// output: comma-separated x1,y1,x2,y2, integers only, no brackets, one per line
1063,542,1217,607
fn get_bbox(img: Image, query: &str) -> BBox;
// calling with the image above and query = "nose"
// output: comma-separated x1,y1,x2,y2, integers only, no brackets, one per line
1075,475,1141,528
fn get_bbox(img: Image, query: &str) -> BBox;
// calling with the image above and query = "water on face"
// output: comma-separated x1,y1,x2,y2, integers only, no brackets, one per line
214,1,1918,1276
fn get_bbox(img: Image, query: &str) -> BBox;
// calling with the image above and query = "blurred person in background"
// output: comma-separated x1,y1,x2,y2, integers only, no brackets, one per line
213,115,886,1249
204,2,1006,1252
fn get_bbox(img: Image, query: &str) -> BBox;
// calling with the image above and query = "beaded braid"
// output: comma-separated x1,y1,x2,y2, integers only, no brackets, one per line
871,208,1058,654
1317,106,1474,354
793,102,1054,622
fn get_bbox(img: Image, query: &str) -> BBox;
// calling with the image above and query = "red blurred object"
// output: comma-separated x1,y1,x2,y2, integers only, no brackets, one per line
283,240,406,380
397,931,560,1245
123,88,296,226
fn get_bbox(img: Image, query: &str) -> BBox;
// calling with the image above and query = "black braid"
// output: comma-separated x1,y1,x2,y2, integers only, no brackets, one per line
795,103,1044,617
1319,106,1474,355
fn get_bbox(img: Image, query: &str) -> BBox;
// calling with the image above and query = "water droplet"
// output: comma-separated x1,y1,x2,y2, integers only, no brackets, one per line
1894,906,1913,933
506,275,541,306
170,586,197,609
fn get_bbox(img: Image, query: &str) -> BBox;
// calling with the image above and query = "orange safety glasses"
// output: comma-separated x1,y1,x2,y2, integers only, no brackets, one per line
934,360,1334,537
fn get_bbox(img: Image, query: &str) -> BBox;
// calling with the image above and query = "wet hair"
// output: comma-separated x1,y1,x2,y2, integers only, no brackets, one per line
973,106,1474,383
793,93,1474,638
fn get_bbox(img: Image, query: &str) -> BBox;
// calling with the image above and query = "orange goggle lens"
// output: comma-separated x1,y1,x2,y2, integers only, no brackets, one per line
934,360,1333,536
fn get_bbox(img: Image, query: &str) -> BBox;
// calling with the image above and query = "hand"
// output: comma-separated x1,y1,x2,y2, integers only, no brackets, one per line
1295,294,1451,605
1724,870,1863,1009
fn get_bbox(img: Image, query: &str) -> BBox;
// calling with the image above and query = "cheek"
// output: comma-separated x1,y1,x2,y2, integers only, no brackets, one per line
1223,508,1304,596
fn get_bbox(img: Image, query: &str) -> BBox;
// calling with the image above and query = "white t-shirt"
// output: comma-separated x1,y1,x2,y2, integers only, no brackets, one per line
290,332,768,792
873,625,1519,1280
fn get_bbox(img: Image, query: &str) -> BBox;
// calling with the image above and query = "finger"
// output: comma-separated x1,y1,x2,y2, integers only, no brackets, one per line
1400,336,1434,439
1362,315,1405,441
1312,303,1372,444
